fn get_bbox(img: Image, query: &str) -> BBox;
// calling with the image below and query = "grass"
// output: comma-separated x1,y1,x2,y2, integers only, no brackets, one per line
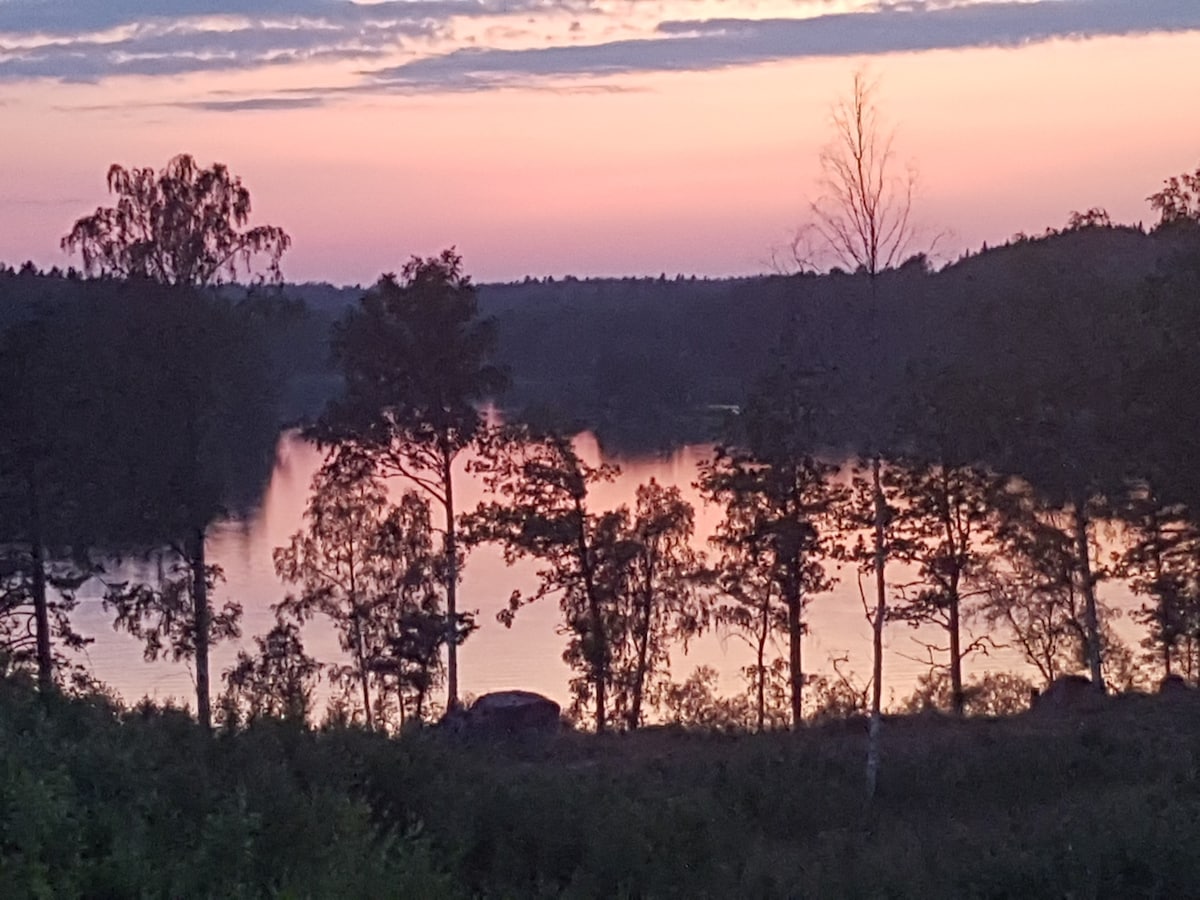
2,680,1199,898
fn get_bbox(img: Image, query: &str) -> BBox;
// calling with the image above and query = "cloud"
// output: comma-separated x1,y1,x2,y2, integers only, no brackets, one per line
0,0,570,83
357,0,1200,92
175,95,329,111
0,0,549,37
1,0,1197,96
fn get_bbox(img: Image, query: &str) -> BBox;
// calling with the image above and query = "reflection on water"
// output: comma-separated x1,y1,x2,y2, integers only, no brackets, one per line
71,431,1138,714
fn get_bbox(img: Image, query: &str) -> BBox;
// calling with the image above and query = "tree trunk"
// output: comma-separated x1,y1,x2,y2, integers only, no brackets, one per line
948,593,964,716
1149,510,1171,677
786,579,803,727
443,452,460,710
353,620,374,731
756,600,768,733
1072,497,1104,691
866,457,887,798
629,562,655,730
28,536,53,697
26,469,53,693
936,470,967,717
574,496,606,733
629,605,651,730
191,527,212,730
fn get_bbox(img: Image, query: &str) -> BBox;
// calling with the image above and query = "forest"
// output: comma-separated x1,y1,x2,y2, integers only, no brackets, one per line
2,149,1200,895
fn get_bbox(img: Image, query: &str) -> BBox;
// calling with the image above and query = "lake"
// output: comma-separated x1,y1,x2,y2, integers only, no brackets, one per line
70,430,1140,716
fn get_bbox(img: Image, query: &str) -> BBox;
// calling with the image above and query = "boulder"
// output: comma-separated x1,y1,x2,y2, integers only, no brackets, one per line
1159,674,1193,695
441,690,561,736
1030,674,1104,713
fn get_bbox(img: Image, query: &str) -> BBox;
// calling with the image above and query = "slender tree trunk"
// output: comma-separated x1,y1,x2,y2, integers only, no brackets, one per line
629,562,655,730
353,621,374,731
866,456,887,799
1072,497,1104,691
443,451,460,710
629,602,651,730
786,578,803,727
574,496,606,733
948,591,964,715
191,527,212,730
28,473,53,693
588,586,607,734
756,600,768,733
1150,511,1171,677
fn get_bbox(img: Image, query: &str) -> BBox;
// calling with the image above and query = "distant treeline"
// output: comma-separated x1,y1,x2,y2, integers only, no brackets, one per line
3,219,1197,459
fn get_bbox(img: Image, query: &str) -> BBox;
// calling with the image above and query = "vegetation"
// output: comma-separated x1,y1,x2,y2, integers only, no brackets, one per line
2,143,1200,893
4,676,1200,898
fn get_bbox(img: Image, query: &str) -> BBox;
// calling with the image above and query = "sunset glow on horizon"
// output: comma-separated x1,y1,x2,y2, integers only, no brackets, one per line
2,0,1198,283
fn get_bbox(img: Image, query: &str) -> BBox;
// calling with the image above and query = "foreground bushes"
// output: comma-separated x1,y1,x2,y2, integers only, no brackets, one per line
3,679,1200,897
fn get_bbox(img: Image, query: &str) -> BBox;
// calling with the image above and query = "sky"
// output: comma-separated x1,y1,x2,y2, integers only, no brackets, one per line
1,0,1198,283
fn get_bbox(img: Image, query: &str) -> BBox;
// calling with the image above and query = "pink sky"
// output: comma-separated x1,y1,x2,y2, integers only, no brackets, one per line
1,0,1197,283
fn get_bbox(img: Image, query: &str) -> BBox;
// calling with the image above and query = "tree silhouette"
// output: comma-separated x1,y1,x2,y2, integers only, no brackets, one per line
1149,165,1200,228
319,249,507,710
220,619,322,727
808,70,917,284
466,425,625,733
275,451,466,730
698,367,842,726
611,479,706,730
62,154,290,286
60,157,287,729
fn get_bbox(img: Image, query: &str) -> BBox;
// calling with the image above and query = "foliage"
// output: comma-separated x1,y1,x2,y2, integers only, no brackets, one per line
220,619,322,727
466,425,627,732
6,678,1200,898
318,248,508,707
608,479,707,729
1148,165,1200,227
899,670,1034,717
698,363,845,726
274,451,470,730
104,557,240,665
62,153,290,286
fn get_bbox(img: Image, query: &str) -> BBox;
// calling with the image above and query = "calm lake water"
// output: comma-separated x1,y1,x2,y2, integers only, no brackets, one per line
70,431,1139,715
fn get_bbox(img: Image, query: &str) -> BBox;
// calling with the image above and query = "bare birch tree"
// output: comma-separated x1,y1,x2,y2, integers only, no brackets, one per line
810,70,917,286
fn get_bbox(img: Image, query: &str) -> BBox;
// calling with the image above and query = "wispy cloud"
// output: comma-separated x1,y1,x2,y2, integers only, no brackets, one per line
2,0,1197,97
0,0,572,83
176,95,330,111
356,0,1200,92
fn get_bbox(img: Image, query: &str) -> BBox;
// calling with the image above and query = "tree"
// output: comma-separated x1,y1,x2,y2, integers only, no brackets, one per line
697,368,842,726
85,287,277,730
466,425,626,733
981,491,1135,688
0,315,96,691
62,154,289,286
707,473,788,733
610,479,706,730
807,70,917,286
887,458,1000,716
1112,484,1200,682
318,249,508,710
1148,165,1200,228
830,456,898,794
802,69,921,797
274,451,468,731
104,554,241,690
220,619,322,727
61,157,288,730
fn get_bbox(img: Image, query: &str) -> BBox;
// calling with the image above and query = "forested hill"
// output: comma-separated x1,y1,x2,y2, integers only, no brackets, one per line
1,223,1195,456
